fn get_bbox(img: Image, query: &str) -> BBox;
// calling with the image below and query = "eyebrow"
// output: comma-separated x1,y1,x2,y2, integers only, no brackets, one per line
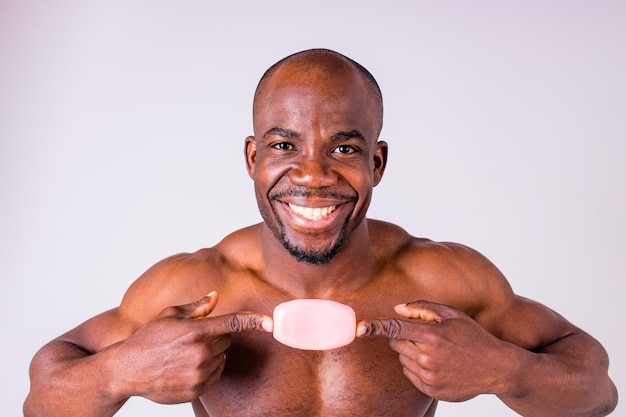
331,130,366,143
262,127,366,143
263,127,300,139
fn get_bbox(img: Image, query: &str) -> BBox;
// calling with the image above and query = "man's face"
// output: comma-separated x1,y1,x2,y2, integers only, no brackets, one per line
246,64,386,264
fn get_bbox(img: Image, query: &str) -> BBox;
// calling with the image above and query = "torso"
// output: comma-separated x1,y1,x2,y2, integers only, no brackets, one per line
199,266,438,416
201,334,437,417
131,220,489,417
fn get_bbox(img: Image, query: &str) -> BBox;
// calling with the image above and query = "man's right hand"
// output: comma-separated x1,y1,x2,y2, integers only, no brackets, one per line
112,292,273,404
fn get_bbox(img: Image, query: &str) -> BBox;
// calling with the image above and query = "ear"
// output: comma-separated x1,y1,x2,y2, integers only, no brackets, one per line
244,136,257,179
372,140,388,186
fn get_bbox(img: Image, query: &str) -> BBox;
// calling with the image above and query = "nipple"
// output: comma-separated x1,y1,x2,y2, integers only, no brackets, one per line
272,299,357,350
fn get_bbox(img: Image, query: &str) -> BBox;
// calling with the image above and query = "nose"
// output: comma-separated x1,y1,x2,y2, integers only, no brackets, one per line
288,153,338,188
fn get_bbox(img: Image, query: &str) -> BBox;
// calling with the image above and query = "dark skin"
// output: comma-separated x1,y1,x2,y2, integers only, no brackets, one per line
24,50,617,417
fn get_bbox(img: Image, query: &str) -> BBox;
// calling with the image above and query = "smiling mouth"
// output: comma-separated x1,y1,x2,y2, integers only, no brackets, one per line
287,203,337,220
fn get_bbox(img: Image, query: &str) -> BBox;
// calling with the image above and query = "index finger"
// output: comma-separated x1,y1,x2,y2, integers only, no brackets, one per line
356,315,441,340
203,312,274,336
356,318,410,339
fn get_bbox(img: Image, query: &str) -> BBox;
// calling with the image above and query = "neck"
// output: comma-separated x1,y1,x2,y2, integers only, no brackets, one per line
259,221,375,299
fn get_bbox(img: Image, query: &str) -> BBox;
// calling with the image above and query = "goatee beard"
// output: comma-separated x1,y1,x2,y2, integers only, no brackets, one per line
278,221,349,265
256,185,360,265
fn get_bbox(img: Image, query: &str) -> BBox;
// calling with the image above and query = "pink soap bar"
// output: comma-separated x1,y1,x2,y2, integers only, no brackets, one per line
273,299,356,351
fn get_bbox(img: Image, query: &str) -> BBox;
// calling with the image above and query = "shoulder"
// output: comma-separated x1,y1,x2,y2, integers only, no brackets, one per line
370,220,514,321
369,219,496,273
58,225,264,353
119,224,264,324
369,220,578,347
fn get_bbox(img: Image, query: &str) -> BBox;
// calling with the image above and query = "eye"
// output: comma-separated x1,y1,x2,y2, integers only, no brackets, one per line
333,145,357,154
273,142,294,151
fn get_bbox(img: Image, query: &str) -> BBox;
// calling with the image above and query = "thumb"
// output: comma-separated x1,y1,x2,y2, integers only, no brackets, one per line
167,291,220,319
395,300,462,323
356,301,463,339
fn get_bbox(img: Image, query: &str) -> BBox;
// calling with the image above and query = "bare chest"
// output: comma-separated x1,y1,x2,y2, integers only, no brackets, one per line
199,330,435,417
194,255,449,416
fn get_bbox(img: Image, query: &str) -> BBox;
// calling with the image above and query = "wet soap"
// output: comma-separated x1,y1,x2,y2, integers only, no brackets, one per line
273,299,357,350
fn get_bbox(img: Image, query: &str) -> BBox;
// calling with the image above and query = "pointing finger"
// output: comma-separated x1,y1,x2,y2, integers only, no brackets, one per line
357,300,463,339
356,318,409,339
204,311,274,335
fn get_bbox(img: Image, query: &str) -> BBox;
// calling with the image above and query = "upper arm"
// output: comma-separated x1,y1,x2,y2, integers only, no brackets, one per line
447,244,579,351
424,242,578,352
57,249,219,354
483,295,579,352
55,257,182,353
57,307,139,354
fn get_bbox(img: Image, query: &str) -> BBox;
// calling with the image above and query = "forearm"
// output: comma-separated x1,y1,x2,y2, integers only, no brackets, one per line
497,331,618,417
24,339,129,417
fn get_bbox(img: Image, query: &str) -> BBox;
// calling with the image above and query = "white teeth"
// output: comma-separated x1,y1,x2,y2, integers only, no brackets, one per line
288,203,336,220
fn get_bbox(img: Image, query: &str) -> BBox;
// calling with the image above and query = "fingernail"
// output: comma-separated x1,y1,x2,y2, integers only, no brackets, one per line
356,324,367,337
261,318,273,332
206,291,216,297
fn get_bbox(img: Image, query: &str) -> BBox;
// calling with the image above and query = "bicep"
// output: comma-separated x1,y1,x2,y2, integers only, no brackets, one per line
483,295,578,351
57,307,139,354
55,250,220,354
57,255,194,353
446,244,578,351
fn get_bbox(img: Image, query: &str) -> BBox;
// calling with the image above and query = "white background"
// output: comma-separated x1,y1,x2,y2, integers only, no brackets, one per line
1,1,624,416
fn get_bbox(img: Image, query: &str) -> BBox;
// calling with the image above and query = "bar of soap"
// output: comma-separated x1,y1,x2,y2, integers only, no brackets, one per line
273,299,356,351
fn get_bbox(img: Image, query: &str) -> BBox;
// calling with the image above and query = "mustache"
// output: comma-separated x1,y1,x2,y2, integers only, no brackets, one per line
269,187,356,201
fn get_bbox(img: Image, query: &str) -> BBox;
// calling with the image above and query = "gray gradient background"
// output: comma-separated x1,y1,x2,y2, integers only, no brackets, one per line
1,1,624,416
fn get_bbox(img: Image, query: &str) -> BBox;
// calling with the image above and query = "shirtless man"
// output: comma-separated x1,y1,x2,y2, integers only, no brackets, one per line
24,49,617,417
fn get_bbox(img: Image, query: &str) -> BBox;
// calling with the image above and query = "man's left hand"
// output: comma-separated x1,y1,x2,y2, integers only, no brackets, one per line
357,300,516,402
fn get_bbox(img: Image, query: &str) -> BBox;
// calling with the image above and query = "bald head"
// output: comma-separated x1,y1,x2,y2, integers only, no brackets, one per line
253,49,384,139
